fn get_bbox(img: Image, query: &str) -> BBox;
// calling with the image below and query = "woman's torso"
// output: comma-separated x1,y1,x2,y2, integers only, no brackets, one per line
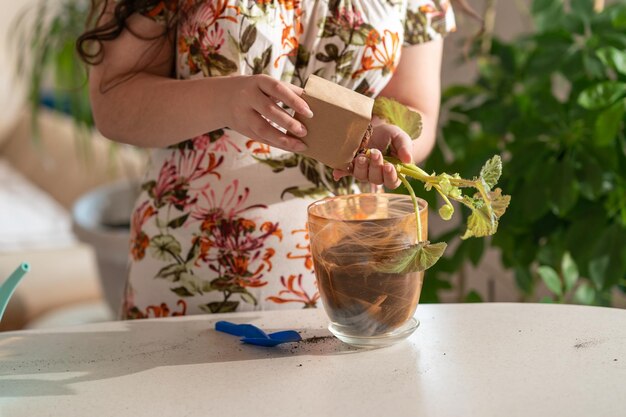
124,0,454,318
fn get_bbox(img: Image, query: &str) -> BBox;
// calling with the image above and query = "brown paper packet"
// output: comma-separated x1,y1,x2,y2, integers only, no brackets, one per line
294,75,374,170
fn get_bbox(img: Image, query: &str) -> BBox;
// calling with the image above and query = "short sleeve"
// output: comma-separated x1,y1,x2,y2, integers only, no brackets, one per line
403,0,456,46
137,0,178,24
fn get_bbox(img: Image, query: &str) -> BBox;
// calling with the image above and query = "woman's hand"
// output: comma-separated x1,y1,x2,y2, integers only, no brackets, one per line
333,123,414,189
223,75,314,153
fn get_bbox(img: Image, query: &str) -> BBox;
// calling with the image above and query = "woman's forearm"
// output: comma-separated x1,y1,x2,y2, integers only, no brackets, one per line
91,74,238,148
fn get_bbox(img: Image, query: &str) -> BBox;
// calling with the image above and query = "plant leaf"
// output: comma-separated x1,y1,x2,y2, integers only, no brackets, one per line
489,188,511,219
149,234,182,261
200,301,240,314
324,43,339,59
561,252,579,292
253,154,299,173
156,263,187,281
577,81,626,110
240,25,257,53
170,286,194,297
574,282,596,305
479,155,502,189
461,205,497,239
594,100,624,147
180,272,202,295
597,46,626,75
464,290,483,303
167,213,190,229
240,291,257,305
589,255,610,290
207,53,238,75
260,46,272,70
612,8,626,29
375,241,447,274
538,265,563,296
373,97,423,139
549,160,579,216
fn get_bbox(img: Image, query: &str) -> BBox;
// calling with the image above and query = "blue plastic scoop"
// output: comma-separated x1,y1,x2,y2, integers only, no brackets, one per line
215,321,302,347
0,263,30,323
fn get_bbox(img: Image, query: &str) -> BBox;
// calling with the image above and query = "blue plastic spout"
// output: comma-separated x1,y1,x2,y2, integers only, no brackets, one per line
0,263,30,323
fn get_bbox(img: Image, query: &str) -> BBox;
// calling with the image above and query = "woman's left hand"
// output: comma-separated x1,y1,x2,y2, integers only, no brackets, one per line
333,123,414,189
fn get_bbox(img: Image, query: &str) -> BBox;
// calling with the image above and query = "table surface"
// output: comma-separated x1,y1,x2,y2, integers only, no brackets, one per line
1,303,625,417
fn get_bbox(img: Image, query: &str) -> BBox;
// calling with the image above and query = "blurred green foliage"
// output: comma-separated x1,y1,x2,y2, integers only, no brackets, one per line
13,0,93,138
419,0,626,305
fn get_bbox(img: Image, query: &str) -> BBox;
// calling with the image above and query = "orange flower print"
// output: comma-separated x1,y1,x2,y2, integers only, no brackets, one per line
419,0,450,20
278,0,300,10
130,201,156,261
352,29,400,79
261,221,284,241
274,9,304,68
267,274,320,308
143,0,178,20
262,247,276,272
246,140,271,155
287,226,313,272
125,300,188,319
146,300,188,317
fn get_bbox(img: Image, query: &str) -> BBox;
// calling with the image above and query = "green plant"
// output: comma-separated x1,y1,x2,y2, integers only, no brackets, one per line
366,97,510,274
13,0,93,137
424,0,626,305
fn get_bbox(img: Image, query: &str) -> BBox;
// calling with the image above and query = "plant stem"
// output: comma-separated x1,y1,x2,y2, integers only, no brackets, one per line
481,0,498,57
395,164,431,182
398,173,423,242
434,185,454,209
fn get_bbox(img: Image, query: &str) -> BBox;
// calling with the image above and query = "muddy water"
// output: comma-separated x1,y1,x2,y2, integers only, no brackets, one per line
313,245,423,337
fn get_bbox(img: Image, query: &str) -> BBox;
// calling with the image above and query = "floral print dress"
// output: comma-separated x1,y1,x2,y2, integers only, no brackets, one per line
124,0,455,319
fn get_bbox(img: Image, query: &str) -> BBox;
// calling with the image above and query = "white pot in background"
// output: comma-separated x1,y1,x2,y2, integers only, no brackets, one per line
72,181,140,316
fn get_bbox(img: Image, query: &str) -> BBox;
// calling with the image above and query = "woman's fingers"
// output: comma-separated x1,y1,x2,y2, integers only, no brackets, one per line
284,82,305,98
248,111,307,152
333,153,401,190
383,163,401,189
389,129,413,164
258,76,313,118
368,149,384,185
254,96,308,137
352,154,369,181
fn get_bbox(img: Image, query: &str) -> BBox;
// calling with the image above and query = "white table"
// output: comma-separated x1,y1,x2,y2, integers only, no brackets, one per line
1,303,625,417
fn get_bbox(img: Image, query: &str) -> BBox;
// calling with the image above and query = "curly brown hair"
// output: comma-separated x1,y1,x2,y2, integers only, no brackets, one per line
76,0,176,65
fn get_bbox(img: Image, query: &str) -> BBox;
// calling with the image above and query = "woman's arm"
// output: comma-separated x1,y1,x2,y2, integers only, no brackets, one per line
378,39,444,164
89,11,312,149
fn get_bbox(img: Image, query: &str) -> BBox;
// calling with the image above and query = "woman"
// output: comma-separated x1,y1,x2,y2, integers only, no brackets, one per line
78,0,455,318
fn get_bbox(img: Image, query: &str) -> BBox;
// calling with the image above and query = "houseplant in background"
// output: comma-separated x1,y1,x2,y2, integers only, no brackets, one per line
422,0,626,305
12,0,142,314
13,0,93,143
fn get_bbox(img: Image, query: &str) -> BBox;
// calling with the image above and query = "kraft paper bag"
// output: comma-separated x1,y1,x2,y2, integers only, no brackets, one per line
295,75,374,170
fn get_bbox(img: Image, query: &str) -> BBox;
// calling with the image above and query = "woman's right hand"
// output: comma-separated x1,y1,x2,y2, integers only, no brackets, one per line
222,75,314,153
